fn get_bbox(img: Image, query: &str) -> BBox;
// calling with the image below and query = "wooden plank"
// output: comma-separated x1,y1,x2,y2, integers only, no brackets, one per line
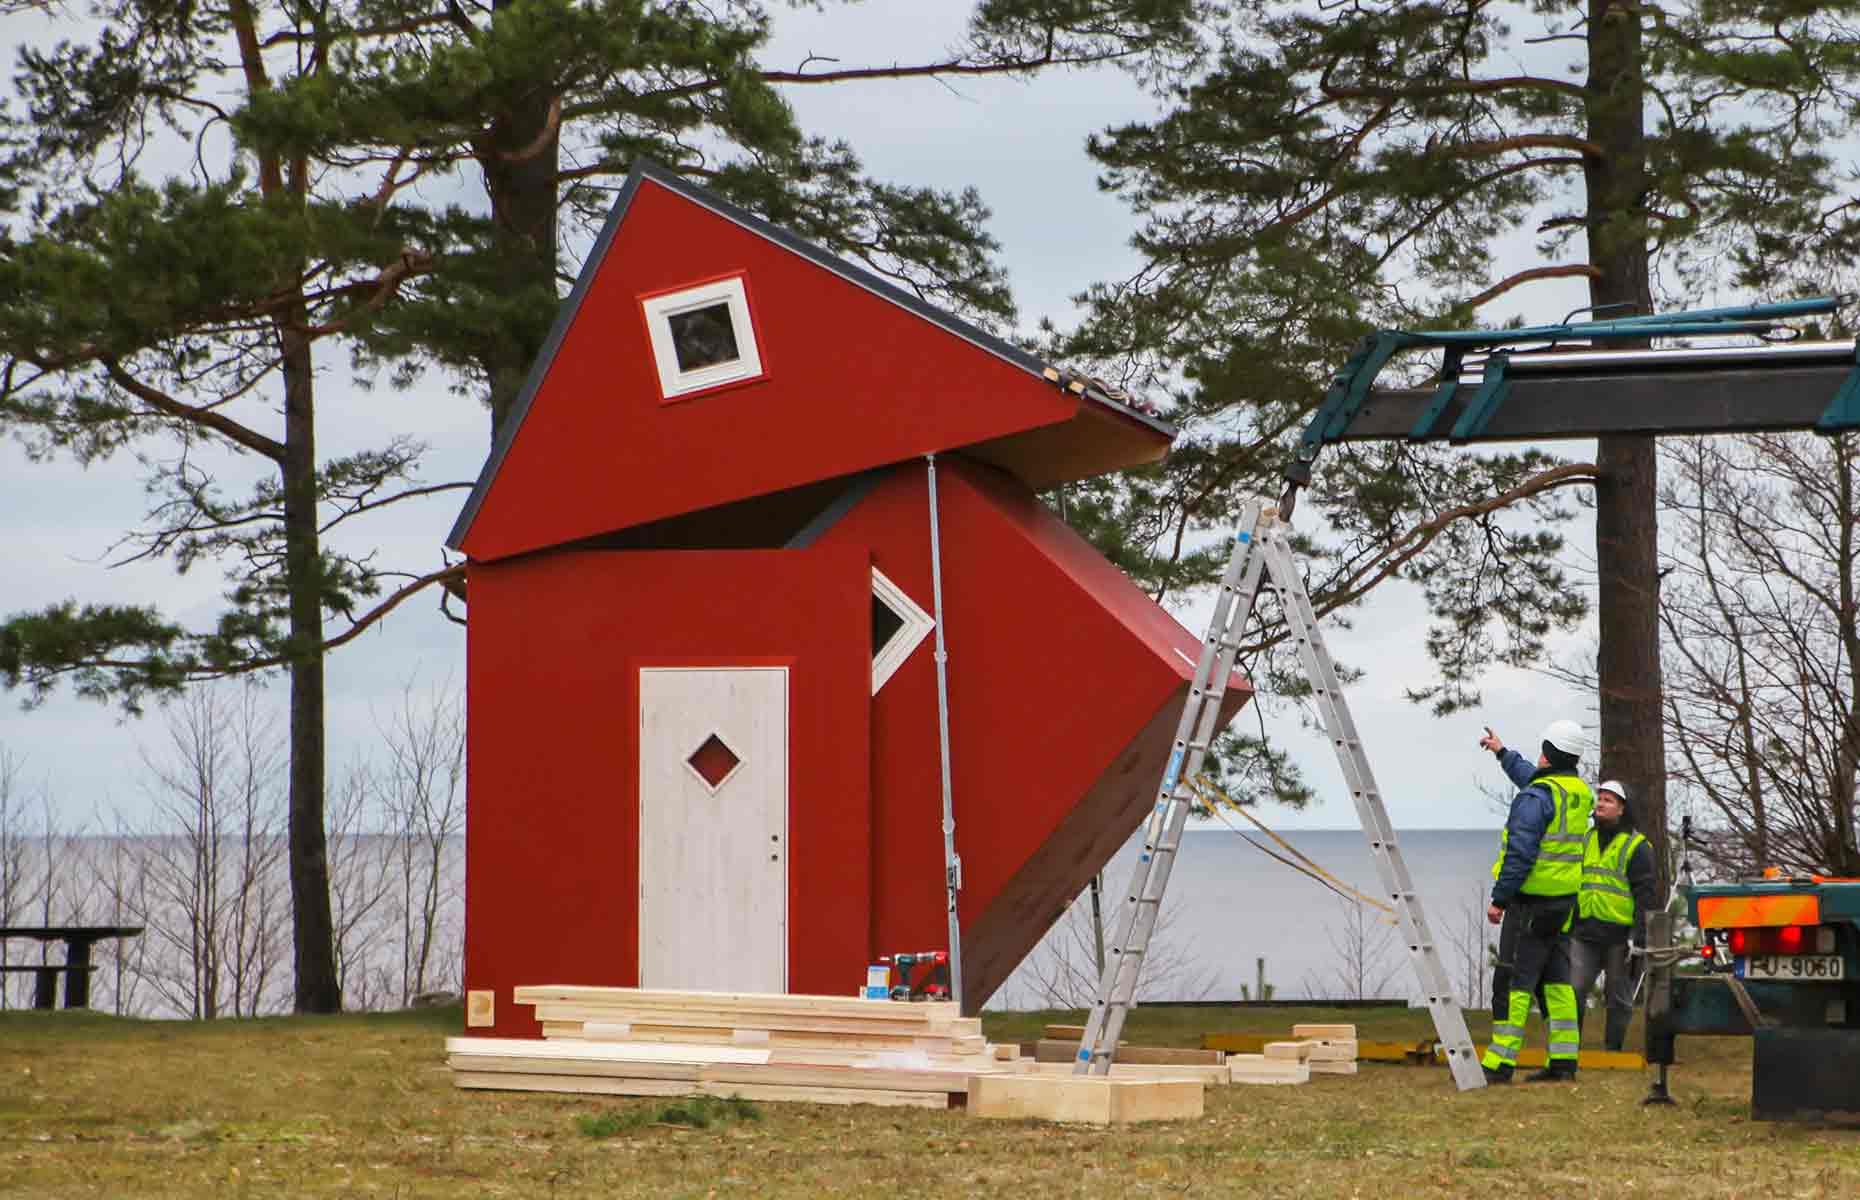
1227,1055,1309,1085
1263,1041,1312,1062
1202,1033,1271,1055
513,985,959,1022
452,1071,950,1109
1309,1061,1359,1076
525,999,963,1027
696,1063,972,1094
446,1037,771,1066
1111,1079,1209,1124
448,1053,986,1093
450,1036,1001,1074
1022,1061,1227,1085
546,1021,981,1055
1291,1024,1357,1040
448,1056,703,1082
527,1002,979,1040
1357,1039,1429,1063
968,1075,1202,1124
1300,1041,1358,1063
1483,1046,1647,1071
1030,1040,1223,1066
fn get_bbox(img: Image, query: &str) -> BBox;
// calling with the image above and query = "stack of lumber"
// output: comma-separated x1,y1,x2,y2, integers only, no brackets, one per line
446,986,1021,1109
1292,1023,1359,1075
1031,1022,1292,1087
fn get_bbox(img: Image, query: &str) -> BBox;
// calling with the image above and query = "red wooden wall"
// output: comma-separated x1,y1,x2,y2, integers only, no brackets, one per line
462,545,871,1038
815,458,1225,1007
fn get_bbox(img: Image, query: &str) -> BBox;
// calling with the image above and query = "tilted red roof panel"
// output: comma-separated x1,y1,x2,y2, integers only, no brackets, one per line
450,164,1172,562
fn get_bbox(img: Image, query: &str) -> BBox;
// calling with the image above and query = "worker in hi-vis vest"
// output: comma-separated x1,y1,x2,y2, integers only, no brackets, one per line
1571,780,1658,1052
1477,719,1595,1084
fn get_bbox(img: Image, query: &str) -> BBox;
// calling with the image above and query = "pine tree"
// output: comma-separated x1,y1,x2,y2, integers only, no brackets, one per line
1055,0,1860,877
1,1,1210,1009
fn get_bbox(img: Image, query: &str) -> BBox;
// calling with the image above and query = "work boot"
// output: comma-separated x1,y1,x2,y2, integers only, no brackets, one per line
1481,1065,1514,1085
1523,1064,1578,1083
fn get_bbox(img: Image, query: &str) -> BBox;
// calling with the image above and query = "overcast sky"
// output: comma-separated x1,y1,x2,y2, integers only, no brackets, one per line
0,2,1599,834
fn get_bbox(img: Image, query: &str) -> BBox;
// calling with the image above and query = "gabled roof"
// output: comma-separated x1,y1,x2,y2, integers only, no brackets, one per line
446,161,1174,562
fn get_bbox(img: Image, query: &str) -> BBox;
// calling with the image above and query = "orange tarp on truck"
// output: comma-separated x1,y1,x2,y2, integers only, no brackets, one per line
1696,894,1821,928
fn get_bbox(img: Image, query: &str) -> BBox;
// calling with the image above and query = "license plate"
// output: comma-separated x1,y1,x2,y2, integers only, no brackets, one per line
1736,954,1846,981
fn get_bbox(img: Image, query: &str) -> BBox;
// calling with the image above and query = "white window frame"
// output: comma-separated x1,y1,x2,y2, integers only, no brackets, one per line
641,274,764,400
871,567,934,695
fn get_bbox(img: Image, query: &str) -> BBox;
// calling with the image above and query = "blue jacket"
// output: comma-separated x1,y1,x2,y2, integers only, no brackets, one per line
1491,749,1561,906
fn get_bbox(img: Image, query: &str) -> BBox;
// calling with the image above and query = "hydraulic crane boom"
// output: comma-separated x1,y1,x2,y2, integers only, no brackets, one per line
1278,296,1852,518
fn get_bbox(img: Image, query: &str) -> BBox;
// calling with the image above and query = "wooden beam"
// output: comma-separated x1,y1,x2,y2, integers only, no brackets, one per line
452,1071,952,1108
968,1075,1203,1124
1030,1039,1224,1066
1021,1061,1230,1085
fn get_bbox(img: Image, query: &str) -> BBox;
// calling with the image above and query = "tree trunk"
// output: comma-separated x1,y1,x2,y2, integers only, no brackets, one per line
282,319,341,1013
478,0,563,438
1587,0,1667,893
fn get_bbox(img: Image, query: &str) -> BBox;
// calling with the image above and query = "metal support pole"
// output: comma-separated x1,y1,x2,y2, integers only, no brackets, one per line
1089,875,1106,981
925,454,963,1007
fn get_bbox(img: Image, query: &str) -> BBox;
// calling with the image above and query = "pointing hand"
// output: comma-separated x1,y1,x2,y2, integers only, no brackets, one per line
1478,727,1503,754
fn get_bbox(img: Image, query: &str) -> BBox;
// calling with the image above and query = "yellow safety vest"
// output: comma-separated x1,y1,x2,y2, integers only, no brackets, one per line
1490,774,1594,897
1578,828,1647,924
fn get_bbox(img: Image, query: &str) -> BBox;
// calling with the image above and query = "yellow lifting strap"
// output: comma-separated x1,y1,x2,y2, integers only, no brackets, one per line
1192,775,1399,923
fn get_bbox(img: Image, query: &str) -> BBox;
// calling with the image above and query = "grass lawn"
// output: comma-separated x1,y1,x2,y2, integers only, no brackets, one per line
3,1003,1857,1198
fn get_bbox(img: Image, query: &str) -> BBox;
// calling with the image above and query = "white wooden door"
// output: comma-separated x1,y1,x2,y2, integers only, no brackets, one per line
638,667,788,991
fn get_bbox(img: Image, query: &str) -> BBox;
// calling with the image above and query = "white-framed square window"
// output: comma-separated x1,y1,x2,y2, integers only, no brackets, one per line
871,567,935,695
640,273,765,401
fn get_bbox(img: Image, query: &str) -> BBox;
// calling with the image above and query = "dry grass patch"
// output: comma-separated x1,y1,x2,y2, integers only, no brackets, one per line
1,1004,1857,1197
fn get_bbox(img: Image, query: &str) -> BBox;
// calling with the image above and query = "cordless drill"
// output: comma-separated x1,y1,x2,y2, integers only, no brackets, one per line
880,950,951,1001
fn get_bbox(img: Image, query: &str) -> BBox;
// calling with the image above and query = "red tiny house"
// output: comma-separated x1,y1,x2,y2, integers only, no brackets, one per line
451,162,1250,1028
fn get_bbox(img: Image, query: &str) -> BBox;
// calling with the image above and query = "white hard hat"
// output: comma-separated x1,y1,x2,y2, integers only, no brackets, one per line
1597,779,1629,801
1539,718,1588,759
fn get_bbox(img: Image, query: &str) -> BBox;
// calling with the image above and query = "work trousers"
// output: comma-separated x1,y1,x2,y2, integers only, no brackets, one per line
1490,903,1548,1021
1482,895,1579,1072
1570,935,1637,1052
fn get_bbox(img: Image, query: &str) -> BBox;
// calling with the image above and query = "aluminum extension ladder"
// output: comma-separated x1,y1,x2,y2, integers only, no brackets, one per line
1074,500,1488,1091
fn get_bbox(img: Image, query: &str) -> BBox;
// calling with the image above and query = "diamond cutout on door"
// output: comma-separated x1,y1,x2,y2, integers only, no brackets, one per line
686,733,743,791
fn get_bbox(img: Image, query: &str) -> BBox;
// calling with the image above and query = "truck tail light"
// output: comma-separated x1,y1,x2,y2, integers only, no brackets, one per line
1729,925,1829,955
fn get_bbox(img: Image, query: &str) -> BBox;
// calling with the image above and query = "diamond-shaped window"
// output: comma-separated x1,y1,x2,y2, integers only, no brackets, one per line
686,733,742,791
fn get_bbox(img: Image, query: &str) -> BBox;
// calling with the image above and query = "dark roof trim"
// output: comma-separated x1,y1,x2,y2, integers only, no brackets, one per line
784,470,885,550
446,160,1174,552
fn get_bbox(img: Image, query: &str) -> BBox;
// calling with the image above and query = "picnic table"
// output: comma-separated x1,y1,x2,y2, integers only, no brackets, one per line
0,926,143,1010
